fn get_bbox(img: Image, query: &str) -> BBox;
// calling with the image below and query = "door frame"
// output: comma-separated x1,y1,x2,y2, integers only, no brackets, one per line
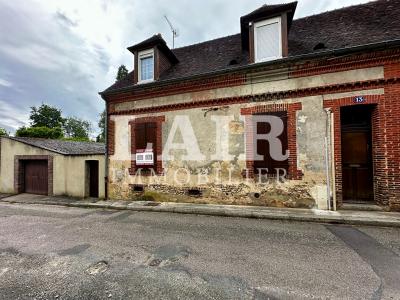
85,160,99,198
324,95,380,207
14,155,53,196
340,105,374,202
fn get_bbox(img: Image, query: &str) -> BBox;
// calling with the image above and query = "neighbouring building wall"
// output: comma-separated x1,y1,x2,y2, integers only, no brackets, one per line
0,138,57,194
60,155,106,199
0,138,105,199
106,62,390,209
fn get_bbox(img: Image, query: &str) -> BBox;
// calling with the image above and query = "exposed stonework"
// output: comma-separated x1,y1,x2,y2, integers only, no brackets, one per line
120,182,316,209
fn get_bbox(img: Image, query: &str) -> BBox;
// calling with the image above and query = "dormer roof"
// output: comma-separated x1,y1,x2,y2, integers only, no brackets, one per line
240,2,298,51
128,34,179,64
240,2,298,25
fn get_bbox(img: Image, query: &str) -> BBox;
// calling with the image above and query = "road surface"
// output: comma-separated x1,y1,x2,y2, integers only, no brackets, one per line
0,202,399,299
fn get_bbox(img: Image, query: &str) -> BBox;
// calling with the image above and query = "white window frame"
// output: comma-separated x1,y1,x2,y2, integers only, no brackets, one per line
254,16,282,63
138,49,154,84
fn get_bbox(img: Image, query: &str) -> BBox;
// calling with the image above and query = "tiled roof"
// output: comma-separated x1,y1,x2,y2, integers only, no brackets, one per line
162,34,249,81
103,0,400,93
288,0,400,56
6,137,105,156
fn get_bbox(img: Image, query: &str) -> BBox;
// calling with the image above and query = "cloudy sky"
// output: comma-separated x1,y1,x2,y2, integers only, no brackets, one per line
0,0,371,135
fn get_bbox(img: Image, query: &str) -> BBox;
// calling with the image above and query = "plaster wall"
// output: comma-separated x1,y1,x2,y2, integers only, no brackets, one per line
108,66,385,209
0,138,105,199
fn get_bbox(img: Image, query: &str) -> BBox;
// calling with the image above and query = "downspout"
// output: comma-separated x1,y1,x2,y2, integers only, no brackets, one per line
324,108,332,210
102,97,109,200
331,111,337,211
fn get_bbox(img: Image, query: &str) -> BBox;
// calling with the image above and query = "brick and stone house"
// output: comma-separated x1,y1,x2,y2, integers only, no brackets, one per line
100,0,400,211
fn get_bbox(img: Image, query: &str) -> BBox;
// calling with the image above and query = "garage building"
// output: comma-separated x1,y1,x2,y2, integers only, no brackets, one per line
0,137,105,199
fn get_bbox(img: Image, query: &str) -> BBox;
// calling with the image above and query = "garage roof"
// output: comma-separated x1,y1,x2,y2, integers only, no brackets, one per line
5,137,105,156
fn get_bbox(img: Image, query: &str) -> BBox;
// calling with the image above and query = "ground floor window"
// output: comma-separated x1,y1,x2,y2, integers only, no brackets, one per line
135,122,157,169
129,116,165,176
253,111,289,176
241,102,303,180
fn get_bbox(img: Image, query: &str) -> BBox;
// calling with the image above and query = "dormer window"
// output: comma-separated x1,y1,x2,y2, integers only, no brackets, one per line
128,34,178,85
254,17,282,63
138,49,154,83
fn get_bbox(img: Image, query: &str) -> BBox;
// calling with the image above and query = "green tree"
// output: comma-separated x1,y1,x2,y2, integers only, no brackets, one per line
96,109,106,143
16,126,63,139
116,65,128,81
30,103,64,128
63,116,92,140
0,127,8,137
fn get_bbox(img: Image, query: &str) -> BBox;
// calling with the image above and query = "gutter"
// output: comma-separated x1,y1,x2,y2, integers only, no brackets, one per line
102,95,109,200
324,108,332,211
99,39,400,97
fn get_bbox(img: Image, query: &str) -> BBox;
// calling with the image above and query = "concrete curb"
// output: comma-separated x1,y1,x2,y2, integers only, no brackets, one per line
2,197,400,228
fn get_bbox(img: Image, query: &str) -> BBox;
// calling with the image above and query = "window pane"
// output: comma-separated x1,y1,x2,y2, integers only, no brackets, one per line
140,56,153,81
256,22,280,61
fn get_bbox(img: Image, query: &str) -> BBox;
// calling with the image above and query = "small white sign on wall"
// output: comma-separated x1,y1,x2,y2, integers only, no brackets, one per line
136,150,154,165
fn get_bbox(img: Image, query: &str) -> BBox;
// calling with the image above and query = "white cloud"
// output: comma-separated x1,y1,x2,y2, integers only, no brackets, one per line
0,100,29,131
0,78,12,87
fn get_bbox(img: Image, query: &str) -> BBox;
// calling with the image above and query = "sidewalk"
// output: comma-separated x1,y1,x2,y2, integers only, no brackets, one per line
0,193,13,200
2,193,400,228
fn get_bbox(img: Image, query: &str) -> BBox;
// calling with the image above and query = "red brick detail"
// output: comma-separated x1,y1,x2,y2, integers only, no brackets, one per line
241,102,303,180
385,61,400,78
110,78,399,117
324,96,381,207
155,48,172,80
107,119,115,156
324,92,400,212
104,49,400,106
323,62,400,211
14,155,54,196
383,62,400,211
106,73,246,104
290,49,400,78
128,116,165,176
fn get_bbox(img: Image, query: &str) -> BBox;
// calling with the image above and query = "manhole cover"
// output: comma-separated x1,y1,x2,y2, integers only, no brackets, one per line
86,261,109,275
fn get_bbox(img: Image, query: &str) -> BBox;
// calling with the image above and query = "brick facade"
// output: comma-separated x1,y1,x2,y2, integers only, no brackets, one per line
323,95,381,207
104,49,400,105
105,50,400,210
155,48,172,81
106,73,246,104
107,119,115,156
323,61,400,210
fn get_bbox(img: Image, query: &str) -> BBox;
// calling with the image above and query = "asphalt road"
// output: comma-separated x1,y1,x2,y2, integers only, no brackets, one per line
0,202,399,300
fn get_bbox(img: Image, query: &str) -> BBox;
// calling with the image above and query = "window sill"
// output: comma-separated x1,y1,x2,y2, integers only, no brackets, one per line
254,56,283,64
137,79,155,85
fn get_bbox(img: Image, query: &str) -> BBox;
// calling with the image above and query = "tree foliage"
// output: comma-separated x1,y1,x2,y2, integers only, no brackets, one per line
96,109,106,143
15,103,94,141
30,104,64,128
63,116,92,140
0,127,8,137
15,126,63,139
116,65,129,81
